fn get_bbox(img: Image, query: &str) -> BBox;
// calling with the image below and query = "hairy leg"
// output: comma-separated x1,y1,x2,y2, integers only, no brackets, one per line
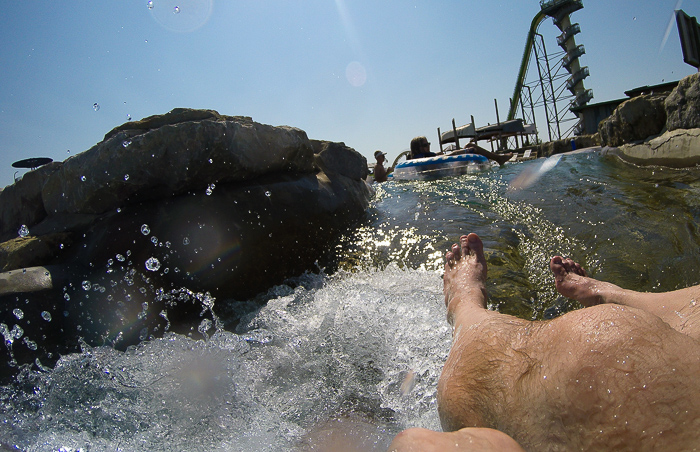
551,256,700,340
439,234,531,432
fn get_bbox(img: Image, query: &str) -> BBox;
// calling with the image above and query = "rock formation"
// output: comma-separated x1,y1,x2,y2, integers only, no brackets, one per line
600,72,700,167
666,72,700,131
0,109,372,377
598,94,667,147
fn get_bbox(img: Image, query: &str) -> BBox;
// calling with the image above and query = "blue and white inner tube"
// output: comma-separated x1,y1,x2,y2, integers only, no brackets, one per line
391,153,491,181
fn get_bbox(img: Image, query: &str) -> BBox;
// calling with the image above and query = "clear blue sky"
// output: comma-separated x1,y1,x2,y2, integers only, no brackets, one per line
1,0,697,186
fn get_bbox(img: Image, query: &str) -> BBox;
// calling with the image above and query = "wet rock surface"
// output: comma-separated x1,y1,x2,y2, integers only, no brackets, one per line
0,109,372,378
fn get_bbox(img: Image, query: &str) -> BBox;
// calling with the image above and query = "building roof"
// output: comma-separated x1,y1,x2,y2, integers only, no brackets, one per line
624,80,680,98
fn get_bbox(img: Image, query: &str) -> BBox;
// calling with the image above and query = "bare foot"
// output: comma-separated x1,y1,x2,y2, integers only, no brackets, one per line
550,256,605,307
444,234,488,324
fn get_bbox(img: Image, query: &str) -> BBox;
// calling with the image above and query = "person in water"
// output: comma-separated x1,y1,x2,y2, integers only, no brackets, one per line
409,136,514,166
389,233,700,451
373,150,392,183
409,136,438,160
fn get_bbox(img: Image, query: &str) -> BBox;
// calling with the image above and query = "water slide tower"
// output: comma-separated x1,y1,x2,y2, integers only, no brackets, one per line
508,0,592,142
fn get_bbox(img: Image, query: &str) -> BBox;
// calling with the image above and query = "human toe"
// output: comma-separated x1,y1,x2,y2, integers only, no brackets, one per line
465,233,483,254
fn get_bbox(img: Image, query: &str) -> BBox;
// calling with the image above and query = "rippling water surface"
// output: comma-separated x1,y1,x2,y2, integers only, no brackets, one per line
3,150,700,451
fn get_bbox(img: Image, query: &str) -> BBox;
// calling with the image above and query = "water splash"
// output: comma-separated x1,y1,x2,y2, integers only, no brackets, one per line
145,257,161,271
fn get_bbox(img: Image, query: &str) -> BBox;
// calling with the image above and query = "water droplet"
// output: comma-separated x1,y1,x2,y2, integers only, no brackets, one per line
93,103,100,112
206,183,215,195
126,114,132,121
265,190,271,197
151,236,158,245
80,175,87,182
64,293,71,301
141,224,150,235
116,254,125,262
124,174,130,181
145,257,161,271
173,6,180,13
12,309,24,320
208,158,213,164
183,237,190,245
122,140,132,148
18,225,29,237
41,311,52,322
82,280,92,291
147,0,153,9
23,337,37,351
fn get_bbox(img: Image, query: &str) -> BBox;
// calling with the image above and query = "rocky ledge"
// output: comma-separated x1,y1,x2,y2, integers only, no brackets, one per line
599,72,700,167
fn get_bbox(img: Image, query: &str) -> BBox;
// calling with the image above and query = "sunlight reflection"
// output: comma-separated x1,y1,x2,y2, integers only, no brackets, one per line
660,0,683,54
507,154,562,192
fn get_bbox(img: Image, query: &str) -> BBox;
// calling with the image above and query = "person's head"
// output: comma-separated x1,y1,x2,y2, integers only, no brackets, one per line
374,150,386,163
410,136,430,157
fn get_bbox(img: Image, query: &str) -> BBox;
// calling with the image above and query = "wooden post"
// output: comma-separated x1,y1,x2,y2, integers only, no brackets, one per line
452,118,460,150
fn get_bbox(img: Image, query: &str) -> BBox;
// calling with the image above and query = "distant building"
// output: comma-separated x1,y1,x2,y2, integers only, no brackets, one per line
571,80,680,135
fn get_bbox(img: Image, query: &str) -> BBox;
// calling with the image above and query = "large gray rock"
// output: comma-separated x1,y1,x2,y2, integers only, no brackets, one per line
665,72,700,131
0,109,373,379
41,109,315,216
598,94,667,147
0,109,371,298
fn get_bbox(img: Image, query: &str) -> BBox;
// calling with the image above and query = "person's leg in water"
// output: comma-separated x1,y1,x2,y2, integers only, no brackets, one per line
388,233,526,452
550,255,700,340
437,234,537,432
393,233,700,451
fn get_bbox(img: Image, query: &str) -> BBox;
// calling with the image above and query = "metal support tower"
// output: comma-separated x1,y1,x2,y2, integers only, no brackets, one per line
508,0,592,141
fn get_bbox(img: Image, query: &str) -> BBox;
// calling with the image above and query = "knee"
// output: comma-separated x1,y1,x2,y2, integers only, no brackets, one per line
388,427,525,452
388,428,440,452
